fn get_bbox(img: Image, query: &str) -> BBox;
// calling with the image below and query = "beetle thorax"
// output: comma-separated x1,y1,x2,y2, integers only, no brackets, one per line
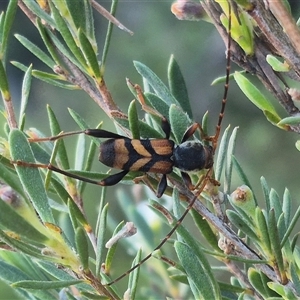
173,141,213,172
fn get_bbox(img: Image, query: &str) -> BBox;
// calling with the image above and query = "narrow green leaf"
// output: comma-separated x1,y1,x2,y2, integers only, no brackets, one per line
1,0,17,61
79,123,101,194
260,176,270,211
234,72,280,121
0,199,47,243
49,1,86,68
190,209,220,251
101,0,118,69
75,227,89,271
116,118,163,139
248,268,275,298
266,54,290,72
19,65,32,129
68,108,100,147
169,104,191,143
231,155,257,204
128,248,142,300
268,209,285,278
215,125,230,182
281,205,300,248
43,29,88,75
168,55,192,118
9,129,54,223
78,28,101,80
255,207,272,255
226,210,258,241
175,241,221,299
96,203,109,277
282,188,291,228
224,126,238,194
15,34,55,69
22,0,56,27
47,105,70,170
145,93,170,120
0,161,26,198
0,229,48,259
269,189,282,220
0,59,9,95
67,198,89,228
128,100,140,139
290,262,300,295
277,116,300,126
12,279,83,289
65,0,86,30
134,61,180,106
36,18,62,66
268,282,298,299
105,221,125,273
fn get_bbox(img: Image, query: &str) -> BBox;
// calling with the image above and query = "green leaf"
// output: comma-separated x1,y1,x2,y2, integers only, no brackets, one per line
12,279,83,289
248,268,275,298
104,221,125,273
22,0,55,27
78,28,101,80
268,209,285,278
75,227,89,271
226,210,258,241
0,59,9,96
266,55,290,72
268,282,298,299
0,159,26,198
9,129,54,223
95,203,108,277
128,100,140,139
215,125,230,181
232,155,257,204
224,126,238,194
255,207,272,254
134,61,179,106
175,241,221,299
1,0,18,61
190,209,220,251
144,92,170,120
0,200,48,243
49,1,86,68
169,104,191,143
47,105,70,170
234,72,281,122
128,248,142,300
168,55,192,118
277,116,300,126
19,65,32,130
15,34,55,69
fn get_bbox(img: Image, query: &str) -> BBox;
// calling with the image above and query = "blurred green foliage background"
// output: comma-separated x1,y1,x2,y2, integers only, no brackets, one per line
1,1,300,298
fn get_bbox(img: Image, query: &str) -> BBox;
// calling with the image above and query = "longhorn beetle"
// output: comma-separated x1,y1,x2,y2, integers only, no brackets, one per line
19,119,214,198
11,0,232,292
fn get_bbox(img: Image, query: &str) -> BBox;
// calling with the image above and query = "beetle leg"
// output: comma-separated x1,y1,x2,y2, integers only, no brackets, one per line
181,123,200,143
180,171,195,190
101,170,129,186
28,129,126,143
13,161,129,187
84,129,126,139
161,118,171,139
157,174,167,198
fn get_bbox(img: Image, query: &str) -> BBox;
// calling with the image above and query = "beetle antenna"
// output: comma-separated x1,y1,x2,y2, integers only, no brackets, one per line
213,1,232,151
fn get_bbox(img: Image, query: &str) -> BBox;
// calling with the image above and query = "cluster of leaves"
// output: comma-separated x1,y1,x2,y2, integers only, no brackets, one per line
0,0,300,300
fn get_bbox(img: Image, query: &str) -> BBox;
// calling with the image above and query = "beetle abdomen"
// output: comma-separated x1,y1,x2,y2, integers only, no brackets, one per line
99,138,175,174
